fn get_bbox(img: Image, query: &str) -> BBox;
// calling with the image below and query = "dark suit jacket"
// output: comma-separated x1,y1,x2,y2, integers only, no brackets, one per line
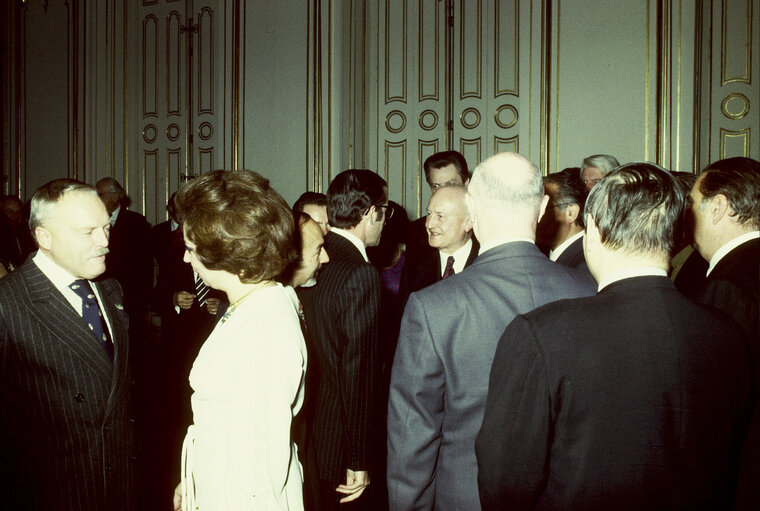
387,242,597,510
151,222,222,376
476,276,755,510
692,237,760,510
694,238,759,367
297,231,383,484
555,236,585,268
0,259,137,510
399,238,480,308
99,209,152,319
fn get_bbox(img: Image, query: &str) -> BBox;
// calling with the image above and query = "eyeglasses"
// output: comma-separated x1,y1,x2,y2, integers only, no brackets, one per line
546,202,573,209
377,204,394,219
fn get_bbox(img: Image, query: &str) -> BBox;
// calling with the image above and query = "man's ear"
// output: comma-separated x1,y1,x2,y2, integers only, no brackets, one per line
537,194,550,223
585,214,600,246
365,205,380,224
710,194,730,225
464,213,474,233
565,203,580,224
35,226,52,251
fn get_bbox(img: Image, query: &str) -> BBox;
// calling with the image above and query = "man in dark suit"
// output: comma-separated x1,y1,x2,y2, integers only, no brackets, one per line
297,169,388,509
387,152,596,510
405,150,471,268
688,157,760,509
476,163,755,510
149,192,223,508
96,177,152,329
0,179,137,510
400,185,478,307
688,157,759,364
536,167,587,268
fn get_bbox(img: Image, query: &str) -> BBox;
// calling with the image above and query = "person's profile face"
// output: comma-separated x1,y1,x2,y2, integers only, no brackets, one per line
39,192,110,280
293,220,329,287
581,166,603,191
302,203,329,235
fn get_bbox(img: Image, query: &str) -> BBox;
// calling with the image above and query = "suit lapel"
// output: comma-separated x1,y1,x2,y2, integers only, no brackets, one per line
464,238,480,269
22,262,113,381
93,278,131,419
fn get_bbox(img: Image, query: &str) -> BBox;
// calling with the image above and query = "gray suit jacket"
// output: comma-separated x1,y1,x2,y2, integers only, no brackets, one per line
0,258,137,510
387,241,596,510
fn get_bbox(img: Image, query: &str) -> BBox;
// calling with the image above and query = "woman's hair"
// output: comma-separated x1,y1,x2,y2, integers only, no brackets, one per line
175,169,297,283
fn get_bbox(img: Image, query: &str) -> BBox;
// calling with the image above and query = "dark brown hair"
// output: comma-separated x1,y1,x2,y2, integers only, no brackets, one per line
699,157,760,229
175,170,297,283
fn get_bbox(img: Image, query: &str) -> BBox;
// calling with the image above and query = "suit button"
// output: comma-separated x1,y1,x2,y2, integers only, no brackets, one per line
104,425,110,432
105,465,112,472
129,418,136,424
74,393,85,402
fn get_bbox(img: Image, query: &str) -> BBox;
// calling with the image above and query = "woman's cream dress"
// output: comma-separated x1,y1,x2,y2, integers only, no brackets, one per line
181,282,306,510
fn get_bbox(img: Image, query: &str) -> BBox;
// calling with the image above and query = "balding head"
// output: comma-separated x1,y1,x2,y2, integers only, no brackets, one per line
466,152,546,244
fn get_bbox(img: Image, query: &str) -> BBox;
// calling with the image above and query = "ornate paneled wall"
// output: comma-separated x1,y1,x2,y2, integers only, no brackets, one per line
1,0,757,220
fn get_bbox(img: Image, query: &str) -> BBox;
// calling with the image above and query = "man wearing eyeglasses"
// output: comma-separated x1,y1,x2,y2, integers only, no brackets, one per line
536,168,588,269
297,169,389,510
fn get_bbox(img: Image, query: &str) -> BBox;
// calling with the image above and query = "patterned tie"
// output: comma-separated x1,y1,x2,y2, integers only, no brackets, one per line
442,255,455,279
69,279,114,362
195,273,210,308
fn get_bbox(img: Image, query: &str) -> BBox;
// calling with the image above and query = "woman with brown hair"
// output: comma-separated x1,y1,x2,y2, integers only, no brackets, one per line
171,170,306,510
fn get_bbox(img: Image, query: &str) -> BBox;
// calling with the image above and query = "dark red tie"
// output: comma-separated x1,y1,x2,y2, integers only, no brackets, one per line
442,256,455,279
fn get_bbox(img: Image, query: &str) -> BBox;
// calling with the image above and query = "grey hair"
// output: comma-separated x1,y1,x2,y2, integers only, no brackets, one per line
585,162,684,256
29,179,99,239
581,154,621,177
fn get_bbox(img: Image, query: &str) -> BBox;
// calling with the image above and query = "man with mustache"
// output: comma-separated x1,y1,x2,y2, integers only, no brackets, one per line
0,178,138,510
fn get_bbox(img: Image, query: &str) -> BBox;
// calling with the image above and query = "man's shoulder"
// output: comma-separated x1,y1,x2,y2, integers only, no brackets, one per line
711,237,760,280
117,209,150,231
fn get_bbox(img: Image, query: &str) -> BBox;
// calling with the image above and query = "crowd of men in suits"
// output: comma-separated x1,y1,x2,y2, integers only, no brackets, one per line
0,150,757,510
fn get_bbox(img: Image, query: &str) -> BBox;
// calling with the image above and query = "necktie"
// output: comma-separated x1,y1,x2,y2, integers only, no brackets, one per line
69,279,114,362
195,273,210,308
442,255,455,279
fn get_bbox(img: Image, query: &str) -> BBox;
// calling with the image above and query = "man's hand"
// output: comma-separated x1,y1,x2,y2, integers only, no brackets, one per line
173,291,195,310
205,297,220,316
172,481,182,510
335,469,370,503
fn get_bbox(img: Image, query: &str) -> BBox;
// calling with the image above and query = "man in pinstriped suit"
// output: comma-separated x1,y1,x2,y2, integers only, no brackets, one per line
0,179,137,510
297,169,388,510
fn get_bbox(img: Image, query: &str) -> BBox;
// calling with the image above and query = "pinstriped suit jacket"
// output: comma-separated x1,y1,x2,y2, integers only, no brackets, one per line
298,232,383,484
0,258,137,511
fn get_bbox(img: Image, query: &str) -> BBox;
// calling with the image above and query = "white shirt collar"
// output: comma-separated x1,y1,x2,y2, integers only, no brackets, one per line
597,266,668,292
32,250,110,331
706,231,760,277
479,236,534,255
438,238,473,276
109,205,121,227
549,230,584,262
171,219,179,232
330,227,369,262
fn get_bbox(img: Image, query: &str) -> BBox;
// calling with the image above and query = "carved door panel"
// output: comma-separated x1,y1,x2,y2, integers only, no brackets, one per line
452,0,535,169
375,0,448,219
135,0,230,224
372,0,541,219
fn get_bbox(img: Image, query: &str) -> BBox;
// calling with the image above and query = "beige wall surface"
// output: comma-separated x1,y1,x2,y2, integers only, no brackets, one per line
2,0,758,220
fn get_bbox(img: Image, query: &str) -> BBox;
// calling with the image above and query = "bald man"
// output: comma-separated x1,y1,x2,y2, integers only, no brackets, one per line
387,152,596,510
399,186,479,307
